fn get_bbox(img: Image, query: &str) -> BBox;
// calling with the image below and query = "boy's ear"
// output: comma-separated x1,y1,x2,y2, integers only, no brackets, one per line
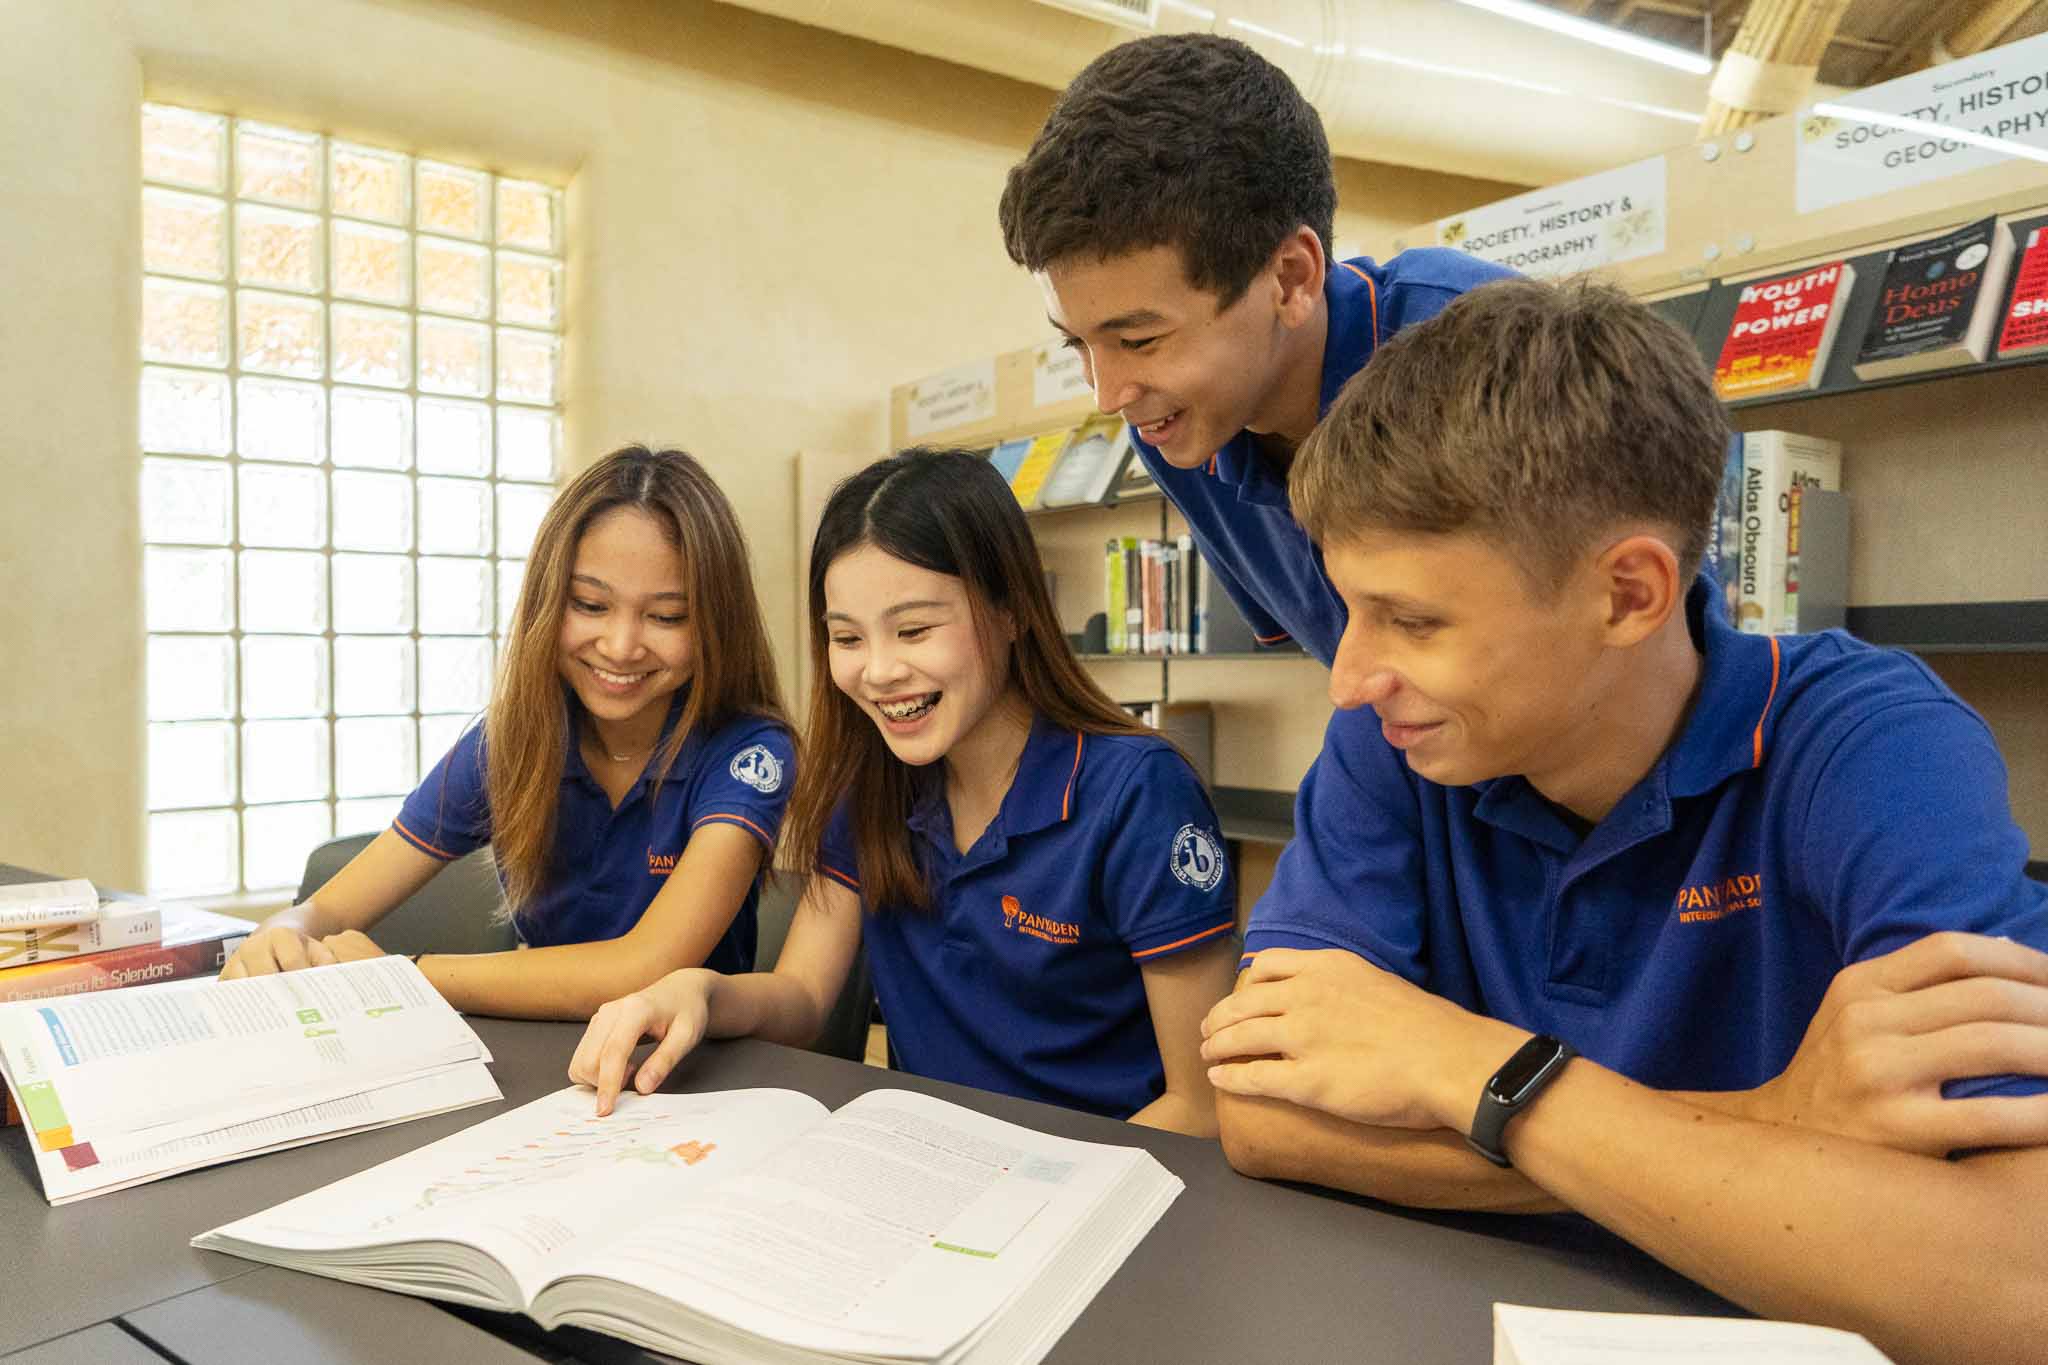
1271,226,1326,326
1593,533,1684,647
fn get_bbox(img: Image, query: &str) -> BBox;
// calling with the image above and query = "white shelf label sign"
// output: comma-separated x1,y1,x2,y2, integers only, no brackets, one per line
905,358,997,440
1434,158,1666,278
1033,341,1093,408
1797,30,2048,214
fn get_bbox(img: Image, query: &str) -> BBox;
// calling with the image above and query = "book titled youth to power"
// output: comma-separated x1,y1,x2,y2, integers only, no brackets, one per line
1711,260,1855,400
197,1084,1183,1365
1853,217,2015,380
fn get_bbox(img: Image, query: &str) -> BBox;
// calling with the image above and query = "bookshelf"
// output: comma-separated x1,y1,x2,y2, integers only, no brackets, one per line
1380,81,2048,852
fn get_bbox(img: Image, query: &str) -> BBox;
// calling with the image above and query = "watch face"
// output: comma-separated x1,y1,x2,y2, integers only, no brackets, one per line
1490,1037,1566,1104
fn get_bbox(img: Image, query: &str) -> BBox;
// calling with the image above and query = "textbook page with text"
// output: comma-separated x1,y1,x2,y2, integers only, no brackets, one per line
198,1083,1183,1365
0,957,497,1203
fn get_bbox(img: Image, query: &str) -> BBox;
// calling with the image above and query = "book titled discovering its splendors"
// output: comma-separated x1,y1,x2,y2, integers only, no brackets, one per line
196,1084,1183,1365
1852,216,2016,380
1712,260,1855,400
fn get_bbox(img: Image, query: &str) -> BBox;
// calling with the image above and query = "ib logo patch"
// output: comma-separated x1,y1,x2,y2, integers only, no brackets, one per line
1170,824,1225,892
729,744,783,794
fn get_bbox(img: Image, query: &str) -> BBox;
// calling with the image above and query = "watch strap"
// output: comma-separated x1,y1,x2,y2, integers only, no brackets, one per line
1466,1034,1576,1169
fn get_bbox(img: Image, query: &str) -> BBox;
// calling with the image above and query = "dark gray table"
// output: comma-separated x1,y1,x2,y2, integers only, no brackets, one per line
1,863,1734,1362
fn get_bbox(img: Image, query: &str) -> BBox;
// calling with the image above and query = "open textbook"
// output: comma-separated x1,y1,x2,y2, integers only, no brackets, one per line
197,1084,1184,1365
1494,1303,1896,1364
0,957,498,1203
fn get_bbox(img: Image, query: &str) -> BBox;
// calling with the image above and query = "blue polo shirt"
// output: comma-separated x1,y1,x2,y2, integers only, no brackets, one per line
1246,579,2048,1098
820,717,1237,1118
1133,249,1516,665
394,695,794,973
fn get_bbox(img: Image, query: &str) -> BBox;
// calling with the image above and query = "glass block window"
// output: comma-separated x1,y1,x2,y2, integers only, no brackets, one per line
140,104,564,897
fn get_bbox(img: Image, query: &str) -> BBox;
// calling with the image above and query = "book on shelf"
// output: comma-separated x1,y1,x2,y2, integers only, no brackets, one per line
0,899,162,968
1006,430,1072,511
1734,430,1842,636
0,956,498,1204
1784,487,1850,635
988,436,1033,485
195,1083,1183,1365
1711,259,1855,400
1492,1303,1894,1364
1177,533,1200,654
0,878,102,930
1103,535,1140,654
1852,216,2015,381
1709,431,1744,624
1997,224,2048,359
1037,416,1133,508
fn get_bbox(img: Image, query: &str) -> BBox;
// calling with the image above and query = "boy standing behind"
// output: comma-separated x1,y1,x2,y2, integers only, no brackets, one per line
1001,34,1511,664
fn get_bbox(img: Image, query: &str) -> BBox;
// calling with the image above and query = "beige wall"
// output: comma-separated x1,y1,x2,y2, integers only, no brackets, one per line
0,0,1524,889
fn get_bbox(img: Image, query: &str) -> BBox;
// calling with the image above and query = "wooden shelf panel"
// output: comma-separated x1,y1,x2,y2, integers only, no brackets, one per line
1846,601,2048,654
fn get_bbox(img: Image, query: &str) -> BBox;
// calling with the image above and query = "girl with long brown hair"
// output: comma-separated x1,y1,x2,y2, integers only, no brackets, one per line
570,449,1238,1134
222,446,793,1019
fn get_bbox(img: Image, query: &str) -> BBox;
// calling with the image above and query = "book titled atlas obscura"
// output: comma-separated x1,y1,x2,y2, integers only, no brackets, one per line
1853,216,2016,380
1712,260,1855,400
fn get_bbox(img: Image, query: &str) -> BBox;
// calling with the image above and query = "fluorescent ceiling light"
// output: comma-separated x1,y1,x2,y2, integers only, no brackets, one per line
1811,101,2048,165
1158,0,1215,18
1447,0,1713,75
1347,44,1703,123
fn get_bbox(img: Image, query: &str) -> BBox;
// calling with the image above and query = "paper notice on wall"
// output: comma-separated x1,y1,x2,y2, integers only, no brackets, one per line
1797,29,2048,214
1435,158,1666,278
1032,341,1092,408
905,359,997,440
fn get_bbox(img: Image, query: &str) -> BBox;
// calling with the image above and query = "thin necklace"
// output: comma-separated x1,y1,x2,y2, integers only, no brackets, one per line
588,723,652,764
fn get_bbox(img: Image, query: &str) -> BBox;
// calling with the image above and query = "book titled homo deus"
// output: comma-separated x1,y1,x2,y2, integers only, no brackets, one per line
1852,216,2016,381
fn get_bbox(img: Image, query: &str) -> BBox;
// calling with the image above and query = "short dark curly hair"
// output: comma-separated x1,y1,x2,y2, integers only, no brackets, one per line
999,35,1336,306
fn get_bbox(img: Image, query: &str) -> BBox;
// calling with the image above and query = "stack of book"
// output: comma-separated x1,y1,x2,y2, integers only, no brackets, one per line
1104,535,1204,655
0,878,252,1130
1708,430,1848,636
0,879,250,1004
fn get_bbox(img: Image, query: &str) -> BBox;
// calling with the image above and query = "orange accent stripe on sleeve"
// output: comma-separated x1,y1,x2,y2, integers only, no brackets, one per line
1253,629,1293,644
1061,732,1084,821
1132,920,1235,960
1341,262,1380,349
391,817,458,862
692,812,775,849
1752,635,1783,768
819,864,860,892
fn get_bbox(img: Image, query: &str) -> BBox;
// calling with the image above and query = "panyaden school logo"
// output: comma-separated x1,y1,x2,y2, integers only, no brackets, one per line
1000,894,1080,946
1674,872,1764,924
647,848,679,876
1171,824,1226,893
729,744,783,794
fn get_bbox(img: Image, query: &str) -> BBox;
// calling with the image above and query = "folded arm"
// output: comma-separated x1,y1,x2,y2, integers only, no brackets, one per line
1203,940,2048,1365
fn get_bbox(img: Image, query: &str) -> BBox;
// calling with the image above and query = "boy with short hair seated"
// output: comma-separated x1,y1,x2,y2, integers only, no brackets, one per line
1200,277,2048,1365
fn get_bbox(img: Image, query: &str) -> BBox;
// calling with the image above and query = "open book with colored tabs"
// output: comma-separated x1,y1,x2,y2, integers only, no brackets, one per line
0,957,497,1203
197,1084,1183,1365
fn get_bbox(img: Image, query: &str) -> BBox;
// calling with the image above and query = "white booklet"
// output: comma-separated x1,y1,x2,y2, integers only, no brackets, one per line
197,1084,1184,1365
0,878,101,930
0,957,498,1203
1494,1303,1896,1363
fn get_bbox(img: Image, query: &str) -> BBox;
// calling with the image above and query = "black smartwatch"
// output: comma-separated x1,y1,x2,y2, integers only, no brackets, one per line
1466,1034,1576,1168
